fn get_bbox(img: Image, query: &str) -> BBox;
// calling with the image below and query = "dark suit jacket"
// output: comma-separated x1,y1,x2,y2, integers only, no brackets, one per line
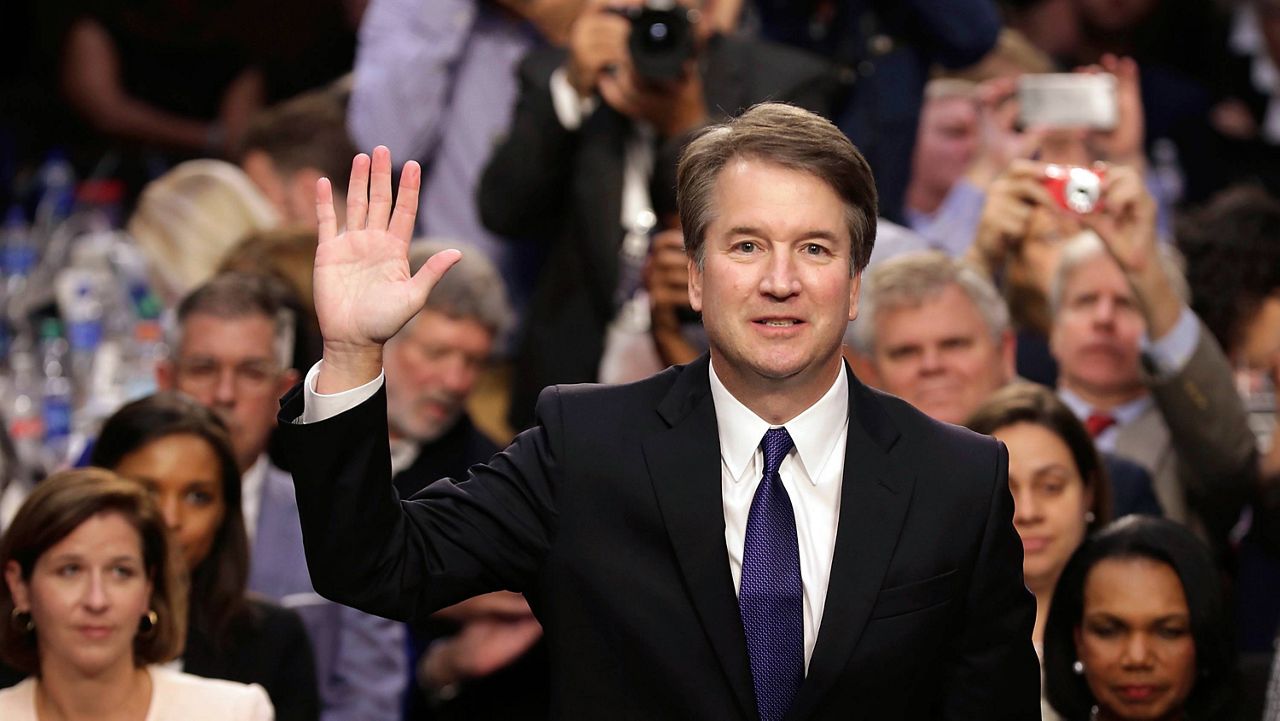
279,356,1039,720
478,36,842,430
184,597,321,721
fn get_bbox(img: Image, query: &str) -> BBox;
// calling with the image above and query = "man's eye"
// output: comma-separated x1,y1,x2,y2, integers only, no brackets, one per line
58,564,80,577
803,243,827,256
736,241,756,253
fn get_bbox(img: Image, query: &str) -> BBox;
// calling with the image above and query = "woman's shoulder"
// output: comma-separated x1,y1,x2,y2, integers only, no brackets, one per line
0,677,36,720
149,666,273,720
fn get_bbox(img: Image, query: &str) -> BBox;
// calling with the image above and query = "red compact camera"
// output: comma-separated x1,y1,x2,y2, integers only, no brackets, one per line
1041,164,1106,214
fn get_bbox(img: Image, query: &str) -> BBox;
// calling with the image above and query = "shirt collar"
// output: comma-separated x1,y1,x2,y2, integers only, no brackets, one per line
708,361,849,484
1057,387,1152,426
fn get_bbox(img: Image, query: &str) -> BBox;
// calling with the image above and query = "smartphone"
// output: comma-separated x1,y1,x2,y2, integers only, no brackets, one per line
1018,73,1118,130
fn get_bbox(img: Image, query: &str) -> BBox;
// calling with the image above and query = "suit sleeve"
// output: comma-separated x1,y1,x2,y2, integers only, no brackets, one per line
477,48,577,240
1146,321,1258,540
941,440,1041,720
277,383,562,623
347,0,472,163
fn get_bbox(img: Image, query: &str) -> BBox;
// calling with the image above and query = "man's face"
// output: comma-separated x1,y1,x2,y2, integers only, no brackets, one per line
911,95,979,201
869,283,1014,425
1050,255,1145,398
689,159,859,402
158,313,298,471
384,310,494,443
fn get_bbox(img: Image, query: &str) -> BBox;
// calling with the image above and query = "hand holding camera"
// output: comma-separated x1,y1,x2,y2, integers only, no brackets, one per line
566,0,708,137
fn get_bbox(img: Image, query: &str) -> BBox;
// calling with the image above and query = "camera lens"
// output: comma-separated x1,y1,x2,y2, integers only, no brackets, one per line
647,22,669,44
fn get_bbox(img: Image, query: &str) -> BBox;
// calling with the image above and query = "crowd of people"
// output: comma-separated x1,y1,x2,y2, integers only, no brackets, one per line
0,0,1279,718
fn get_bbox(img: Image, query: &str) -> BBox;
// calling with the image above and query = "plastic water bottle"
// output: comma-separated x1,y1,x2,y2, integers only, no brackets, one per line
119,294,166,402
33,149,77,237
4,342,44,477
39,319,73,471
2,207,36,311
55,266,108,395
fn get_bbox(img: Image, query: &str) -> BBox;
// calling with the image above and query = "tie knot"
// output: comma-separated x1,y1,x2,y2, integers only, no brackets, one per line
1084,412,1117,438
761,427,794,477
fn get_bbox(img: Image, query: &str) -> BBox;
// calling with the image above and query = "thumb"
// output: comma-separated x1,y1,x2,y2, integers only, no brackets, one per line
410,248,464,303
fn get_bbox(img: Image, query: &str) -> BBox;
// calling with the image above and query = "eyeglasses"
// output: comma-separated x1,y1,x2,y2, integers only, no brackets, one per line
174,357,283,393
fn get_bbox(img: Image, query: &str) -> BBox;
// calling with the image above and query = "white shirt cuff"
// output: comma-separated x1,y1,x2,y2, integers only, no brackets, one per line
549,65,598,131
300,360,385,424
1141,306,1199,377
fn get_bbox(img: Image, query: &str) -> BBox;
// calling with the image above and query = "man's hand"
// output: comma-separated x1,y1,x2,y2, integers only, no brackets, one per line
419,592,543,689
967,159,1058,277
313,146,461,393
565,0,630,98
644,229,700,366
1080,164,1181,338
965,78,1049,190
1083,55,1145,170
599,59,708,138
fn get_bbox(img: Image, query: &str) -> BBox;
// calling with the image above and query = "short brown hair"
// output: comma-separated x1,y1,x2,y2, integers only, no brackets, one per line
239,86,357,185
964,382,1113,529
677,102,878,273
0,468,188,674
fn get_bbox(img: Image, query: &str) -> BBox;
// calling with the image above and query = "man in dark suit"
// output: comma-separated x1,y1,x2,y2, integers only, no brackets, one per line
478,0,843,430
280,103,1039,719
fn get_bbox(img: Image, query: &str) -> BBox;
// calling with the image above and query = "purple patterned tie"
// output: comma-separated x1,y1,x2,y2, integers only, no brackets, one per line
739,427,803,721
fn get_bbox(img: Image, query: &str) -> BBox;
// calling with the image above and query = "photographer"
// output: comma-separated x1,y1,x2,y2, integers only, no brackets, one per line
478,0,841,429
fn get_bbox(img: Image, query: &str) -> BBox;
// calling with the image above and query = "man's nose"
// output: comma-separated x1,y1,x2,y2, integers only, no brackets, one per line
919,345,945,374
759,251,801,299
213,366,238,405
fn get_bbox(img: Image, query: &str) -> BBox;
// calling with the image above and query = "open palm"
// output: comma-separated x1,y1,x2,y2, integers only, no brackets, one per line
313,146,460,390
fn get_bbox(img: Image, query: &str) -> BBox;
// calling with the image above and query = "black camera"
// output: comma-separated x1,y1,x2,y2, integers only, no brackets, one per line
615,2,699,82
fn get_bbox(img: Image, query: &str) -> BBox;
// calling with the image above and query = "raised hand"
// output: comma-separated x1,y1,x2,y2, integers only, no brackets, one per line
1080,164,1181,337
314,146,461,393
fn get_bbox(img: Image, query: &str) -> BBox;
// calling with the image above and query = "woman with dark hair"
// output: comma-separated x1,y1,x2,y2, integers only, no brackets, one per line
0,468,272,718
1043,516,1235,720
967,382,1113,719
90,392,318,721
967,383,1113,643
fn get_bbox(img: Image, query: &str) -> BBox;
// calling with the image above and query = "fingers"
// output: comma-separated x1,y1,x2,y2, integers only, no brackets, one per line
410,248,464,302
346,153,371,230
388,160,421,241
316,177,337,245
367,146,395,231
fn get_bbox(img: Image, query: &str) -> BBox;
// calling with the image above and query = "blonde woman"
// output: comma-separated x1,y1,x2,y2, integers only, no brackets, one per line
127,160,278,306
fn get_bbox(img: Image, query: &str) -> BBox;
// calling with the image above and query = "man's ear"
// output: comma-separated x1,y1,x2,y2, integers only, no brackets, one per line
276,368,302,399
687,257,704,312
1000,329,1017,382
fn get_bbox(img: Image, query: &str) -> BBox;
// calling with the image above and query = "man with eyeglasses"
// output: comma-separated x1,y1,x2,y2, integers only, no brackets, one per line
158,271,408,721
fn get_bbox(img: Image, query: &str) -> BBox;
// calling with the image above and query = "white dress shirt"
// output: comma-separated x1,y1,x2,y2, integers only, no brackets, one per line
708,360,847,671
299,358,850,670
239,454,269,544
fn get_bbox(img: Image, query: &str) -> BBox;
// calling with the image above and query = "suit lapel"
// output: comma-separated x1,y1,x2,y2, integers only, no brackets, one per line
643,356,758,721
789,372,913,720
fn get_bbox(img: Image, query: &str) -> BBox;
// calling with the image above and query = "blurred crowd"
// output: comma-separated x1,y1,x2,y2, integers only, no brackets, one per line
1,0,1280,718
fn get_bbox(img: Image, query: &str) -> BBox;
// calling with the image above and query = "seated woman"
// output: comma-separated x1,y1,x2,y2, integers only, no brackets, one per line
90,393,318,721
0,468,272,719
966,382,1113,719
1043,516,1236,720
